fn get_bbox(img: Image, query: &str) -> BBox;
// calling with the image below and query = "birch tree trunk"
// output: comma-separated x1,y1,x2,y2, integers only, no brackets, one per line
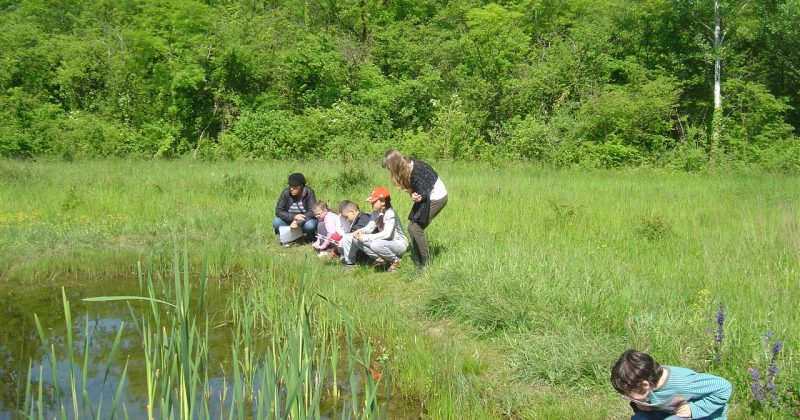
710,0,723,166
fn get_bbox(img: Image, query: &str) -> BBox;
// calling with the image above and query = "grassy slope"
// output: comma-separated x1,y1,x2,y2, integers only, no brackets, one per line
1,159,798,418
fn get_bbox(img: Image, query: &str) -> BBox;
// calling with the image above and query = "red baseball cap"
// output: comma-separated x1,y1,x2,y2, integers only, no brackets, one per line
366,186,391,203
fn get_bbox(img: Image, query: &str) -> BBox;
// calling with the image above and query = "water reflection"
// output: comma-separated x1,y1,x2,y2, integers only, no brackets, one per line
0,274,230,418
0,274,420,419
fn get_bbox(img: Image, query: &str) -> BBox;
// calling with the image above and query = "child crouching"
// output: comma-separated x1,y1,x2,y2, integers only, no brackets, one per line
336,200,372,261
311,201,342,254
611,349,732,419
342,187,408,272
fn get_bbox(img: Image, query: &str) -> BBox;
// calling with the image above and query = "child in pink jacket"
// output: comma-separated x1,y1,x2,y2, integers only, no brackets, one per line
311,201,342,253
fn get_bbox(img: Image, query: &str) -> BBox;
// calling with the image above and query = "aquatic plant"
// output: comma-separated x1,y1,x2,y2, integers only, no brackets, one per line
19,245,391,419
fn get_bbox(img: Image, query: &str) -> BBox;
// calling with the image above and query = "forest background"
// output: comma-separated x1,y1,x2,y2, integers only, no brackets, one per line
1,0,799,171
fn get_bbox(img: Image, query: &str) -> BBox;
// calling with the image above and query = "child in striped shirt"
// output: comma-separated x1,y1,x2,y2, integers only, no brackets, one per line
611,349,732,419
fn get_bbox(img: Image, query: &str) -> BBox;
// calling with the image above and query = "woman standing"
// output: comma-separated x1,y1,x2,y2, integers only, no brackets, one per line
381,150,448,268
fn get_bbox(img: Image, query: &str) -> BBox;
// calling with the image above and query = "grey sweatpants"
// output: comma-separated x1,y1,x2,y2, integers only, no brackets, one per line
355,239,407,262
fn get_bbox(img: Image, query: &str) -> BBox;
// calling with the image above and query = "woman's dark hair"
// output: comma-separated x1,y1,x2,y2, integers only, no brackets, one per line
610,349,663,395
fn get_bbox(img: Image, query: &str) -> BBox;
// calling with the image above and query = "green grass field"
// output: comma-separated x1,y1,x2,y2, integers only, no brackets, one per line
1,159,798,418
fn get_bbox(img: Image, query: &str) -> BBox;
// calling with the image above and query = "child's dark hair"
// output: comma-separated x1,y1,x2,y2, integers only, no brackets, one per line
381,197,392,208
611,349,663,395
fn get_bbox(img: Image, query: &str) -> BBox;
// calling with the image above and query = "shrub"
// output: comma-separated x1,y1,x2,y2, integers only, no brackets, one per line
501,115,553,161
581,142,642,169
668,144,709,172
216,173,257,200
636,213,671,241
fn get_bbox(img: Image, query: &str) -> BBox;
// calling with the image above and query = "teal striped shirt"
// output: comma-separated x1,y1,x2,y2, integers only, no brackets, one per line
646,366,732,419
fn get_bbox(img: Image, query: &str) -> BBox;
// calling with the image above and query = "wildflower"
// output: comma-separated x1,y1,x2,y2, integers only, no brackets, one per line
749,367,767,403
773,341,783,356
768,364,779,377
715,304,725,344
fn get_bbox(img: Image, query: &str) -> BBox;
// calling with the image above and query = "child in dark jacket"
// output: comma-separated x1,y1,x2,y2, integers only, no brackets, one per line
272,173,317,246
335,200,371,261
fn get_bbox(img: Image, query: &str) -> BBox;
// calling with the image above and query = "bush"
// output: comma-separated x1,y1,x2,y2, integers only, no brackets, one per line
668,144,708,172
501,115,553,161
577,76,680,155
429,97,486,159
754,137,800,174
392,129,437,161
232,109,321,159
580,142,642,169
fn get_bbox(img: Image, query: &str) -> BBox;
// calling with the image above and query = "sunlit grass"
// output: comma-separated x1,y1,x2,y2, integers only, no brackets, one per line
2,159,798,418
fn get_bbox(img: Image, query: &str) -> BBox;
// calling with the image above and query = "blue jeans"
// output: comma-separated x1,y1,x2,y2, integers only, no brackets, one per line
632,410,718,420
632,412,682,420
272,217,317,236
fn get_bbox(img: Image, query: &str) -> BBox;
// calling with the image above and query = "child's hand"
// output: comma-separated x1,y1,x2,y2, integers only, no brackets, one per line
673,402,691,418
290,221,299,229
353,231,362,240
411,192,422,202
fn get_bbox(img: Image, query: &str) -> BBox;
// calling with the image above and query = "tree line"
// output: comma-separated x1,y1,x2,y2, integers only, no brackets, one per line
1,0,798,171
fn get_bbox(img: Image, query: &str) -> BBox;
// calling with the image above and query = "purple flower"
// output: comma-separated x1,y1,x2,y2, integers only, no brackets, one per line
765,330,774,341
715,305,725,344
768,364,779,378
773,341,783,356
749,368,767,403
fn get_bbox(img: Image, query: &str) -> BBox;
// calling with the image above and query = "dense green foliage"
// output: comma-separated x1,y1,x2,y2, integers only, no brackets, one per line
1,0,799,170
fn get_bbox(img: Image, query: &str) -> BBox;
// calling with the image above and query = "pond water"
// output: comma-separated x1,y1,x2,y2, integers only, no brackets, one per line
0,274,420,419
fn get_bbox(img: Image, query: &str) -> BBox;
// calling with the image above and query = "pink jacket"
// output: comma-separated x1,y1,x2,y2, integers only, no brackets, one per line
313,211,342,249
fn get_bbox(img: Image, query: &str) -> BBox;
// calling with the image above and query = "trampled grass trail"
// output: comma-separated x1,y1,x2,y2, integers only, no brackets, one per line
1,159,798,418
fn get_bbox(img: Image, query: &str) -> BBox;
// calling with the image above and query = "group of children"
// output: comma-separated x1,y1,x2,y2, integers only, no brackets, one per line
272,173,409,272
273,156,735,418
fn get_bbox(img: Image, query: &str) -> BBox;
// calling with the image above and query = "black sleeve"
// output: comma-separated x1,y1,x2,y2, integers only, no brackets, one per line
275,189,294,223
351,213,372,232
303,187,317,220
411,160,438,200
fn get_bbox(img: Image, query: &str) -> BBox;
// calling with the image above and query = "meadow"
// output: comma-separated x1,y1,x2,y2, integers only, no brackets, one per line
0,159,798,418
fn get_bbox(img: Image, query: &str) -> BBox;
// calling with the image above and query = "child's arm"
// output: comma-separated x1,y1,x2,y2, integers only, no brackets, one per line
681,372,732,418
317,215,339,248
353,213,379,239
362,210,397,243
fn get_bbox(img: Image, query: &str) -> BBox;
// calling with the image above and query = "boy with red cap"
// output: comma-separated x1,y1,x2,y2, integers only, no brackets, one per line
343,186,408,272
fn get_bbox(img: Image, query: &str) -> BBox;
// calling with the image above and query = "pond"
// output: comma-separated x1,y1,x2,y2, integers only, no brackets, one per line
0,272,420,419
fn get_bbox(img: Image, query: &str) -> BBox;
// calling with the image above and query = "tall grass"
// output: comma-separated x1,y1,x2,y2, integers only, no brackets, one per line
2,159,798,418
19,243,391,419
